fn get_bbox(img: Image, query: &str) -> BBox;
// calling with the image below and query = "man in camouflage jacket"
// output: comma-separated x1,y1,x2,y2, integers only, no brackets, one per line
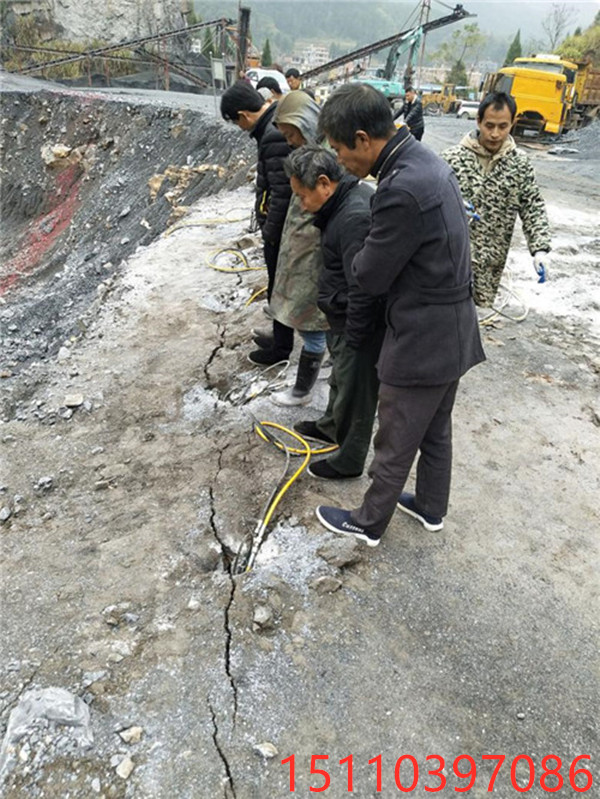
442,92,551,307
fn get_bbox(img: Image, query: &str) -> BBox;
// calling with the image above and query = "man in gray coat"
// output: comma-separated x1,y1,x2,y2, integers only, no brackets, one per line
315,83,485,547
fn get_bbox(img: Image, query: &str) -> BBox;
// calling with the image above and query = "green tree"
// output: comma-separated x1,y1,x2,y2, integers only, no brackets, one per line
186,8,203,40
503,30,522,66
433,23,487,81
559,25,600,66
262,37,272,67
446,59,468,85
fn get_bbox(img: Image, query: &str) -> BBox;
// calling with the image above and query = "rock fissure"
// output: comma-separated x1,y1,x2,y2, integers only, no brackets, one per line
0,638,64,717
208,699,237,799
203,323,226,390
208,449,238,723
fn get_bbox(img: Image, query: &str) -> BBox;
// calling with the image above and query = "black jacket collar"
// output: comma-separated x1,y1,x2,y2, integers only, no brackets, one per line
370,126,412,181
312,174,359,231
250,102,277,143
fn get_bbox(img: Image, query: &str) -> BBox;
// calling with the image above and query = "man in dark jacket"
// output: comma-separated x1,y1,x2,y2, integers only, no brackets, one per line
394,87,424,140
315,83,485,546
283,145,384,479
220,81,294,362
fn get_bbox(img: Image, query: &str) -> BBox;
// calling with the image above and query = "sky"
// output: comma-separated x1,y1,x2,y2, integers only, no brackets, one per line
460,0,599,37
243,0,600,37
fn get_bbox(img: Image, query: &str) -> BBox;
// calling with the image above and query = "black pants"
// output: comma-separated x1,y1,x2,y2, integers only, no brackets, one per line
263,239,294,355
316,330,383,475
353,379,459,535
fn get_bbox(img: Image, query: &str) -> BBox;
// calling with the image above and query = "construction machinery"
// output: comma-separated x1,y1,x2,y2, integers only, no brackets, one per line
300,3,475,101
484,54,600,135
421,83,478,115
421,83,461,114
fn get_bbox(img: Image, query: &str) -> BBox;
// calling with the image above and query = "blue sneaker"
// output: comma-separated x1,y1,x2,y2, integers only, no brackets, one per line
397,493,443,532
315,506,381,547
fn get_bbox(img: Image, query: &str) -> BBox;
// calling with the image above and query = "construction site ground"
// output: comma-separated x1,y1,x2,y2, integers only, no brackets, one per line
0,75,599,798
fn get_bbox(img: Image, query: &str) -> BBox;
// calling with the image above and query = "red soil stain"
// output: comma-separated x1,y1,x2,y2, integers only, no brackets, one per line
1,163,82,296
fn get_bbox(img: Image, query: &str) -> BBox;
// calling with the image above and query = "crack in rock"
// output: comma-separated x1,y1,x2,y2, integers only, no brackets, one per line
208,699,237,799
208,449,238,723
0,640,63,716
204,322,226,387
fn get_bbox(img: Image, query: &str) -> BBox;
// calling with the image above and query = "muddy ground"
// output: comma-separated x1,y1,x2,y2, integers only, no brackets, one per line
0,77,599,798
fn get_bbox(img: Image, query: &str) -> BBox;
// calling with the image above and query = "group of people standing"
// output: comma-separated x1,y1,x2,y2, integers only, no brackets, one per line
220,77,551,547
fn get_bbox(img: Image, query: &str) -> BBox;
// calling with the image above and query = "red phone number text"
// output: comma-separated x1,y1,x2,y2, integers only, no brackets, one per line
281,753,593,793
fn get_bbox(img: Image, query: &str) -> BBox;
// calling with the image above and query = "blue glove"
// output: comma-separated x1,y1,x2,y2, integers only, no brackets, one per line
533,251,550,283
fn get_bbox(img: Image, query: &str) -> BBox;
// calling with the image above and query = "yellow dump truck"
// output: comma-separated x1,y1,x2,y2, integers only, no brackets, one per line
484,54,600,135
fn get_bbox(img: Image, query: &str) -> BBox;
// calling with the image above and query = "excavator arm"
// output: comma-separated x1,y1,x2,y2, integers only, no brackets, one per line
300,4,475,83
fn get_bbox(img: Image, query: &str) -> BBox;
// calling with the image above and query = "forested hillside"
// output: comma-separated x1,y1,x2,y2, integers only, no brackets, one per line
193,0,600,66
194,1,421,55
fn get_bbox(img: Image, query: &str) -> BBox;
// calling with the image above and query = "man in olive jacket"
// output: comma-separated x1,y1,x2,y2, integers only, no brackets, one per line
315,83,485,547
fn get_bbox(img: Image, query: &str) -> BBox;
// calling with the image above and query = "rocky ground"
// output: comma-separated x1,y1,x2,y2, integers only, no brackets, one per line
0,77,599,798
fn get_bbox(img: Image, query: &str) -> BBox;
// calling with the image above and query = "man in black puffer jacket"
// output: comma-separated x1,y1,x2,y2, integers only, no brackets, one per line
315,83,485,547
284,145,384,480
221,81,294,361
393,86,424,140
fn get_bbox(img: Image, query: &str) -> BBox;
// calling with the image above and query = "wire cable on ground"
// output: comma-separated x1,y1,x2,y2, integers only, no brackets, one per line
465,206,529,326
163,211,251,237
164,214,267,294
232,420,339,574
222,360,291,406
232,421,309,574
254,420,338,458
207,248,265,273
245,286,267,306
479,267,529,326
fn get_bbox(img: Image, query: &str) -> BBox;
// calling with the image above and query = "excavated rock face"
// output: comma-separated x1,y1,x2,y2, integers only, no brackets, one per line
48,0,188,43
0,88,254,380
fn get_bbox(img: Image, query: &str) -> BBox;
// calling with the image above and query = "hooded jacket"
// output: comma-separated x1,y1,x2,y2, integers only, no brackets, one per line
249,102,292,245
352,127,485,386
313,174,384,348
269,93,328,331
442,131,551,305
273,91,321,143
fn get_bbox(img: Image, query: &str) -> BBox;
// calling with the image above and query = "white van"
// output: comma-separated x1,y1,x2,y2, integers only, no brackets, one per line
244,68,289,95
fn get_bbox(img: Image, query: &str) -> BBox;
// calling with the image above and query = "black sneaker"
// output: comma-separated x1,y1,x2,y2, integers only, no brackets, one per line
248,348,290,367
293,420,336,445
315,506,381,547
397,492,443,532
308,460,361,480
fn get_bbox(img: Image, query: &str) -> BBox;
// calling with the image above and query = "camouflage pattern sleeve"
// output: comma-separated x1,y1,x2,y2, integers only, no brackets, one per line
518,158,552,255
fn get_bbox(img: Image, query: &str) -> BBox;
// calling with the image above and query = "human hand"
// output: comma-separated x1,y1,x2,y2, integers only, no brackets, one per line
533,251,550,283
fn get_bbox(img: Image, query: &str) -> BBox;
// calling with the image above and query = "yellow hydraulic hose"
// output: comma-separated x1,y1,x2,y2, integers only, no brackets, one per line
207,248,266,273
245,286,267,306
233,420,338,574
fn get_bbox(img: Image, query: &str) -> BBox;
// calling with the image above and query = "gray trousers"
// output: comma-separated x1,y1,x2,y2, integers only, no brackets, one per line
353,379,459,536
